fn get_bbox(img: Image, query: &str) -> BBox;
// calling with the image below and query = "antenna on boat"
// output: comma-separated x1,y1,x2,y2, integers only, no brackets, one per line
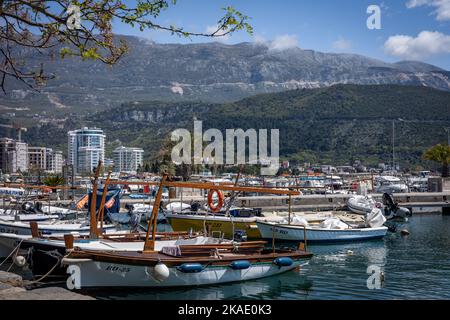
89,160,102,239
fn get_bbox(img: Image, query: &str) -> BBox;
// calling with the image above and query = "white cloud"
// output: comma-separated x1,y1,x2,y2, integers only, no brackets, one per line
268,34,299,51
384,30,450,60
205,25,230,42
252,34,267,44
332,37,352,51
406,0,450,21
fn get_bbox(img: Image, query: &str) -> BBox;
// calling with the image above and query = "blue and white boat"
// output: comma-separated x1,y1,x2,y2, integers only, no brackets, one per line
256,221,388,242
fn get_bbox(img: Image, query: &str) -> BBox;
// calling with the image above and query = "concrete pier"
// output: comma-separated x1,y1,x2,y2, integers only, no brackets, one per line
0,271,94,300
162,191,450,213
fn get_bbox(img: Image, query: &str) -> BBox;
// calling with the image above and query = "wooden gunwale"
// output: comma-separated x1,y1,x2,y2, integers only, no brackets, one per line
66,248,313,267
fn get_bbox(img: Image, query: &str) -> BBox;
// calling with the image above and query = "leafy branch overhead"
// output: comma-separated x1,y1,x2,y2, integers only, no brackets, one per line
0,0,252,93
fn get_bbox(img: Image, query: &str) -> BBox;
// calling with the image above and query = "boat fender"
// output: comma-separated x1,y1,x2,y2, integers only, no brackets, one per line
273,257,293,268
14,255,27,267
400,229,410,236
176,263,204,273
152,262,170,282
229,260,251,270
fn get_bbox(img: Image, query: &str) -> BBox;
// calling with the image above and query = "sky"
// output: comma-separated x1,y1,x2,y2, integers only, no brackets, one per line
113,0,450,70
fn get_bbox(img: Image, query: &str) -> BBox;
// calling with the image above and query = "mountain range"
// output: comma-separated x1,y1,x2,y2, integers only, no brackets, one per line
0,35,449,115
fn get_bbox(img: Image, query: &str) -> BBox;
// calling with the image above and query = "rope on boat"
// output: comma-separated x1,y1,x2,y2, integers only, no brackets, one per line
0,239,23,268
25,250,70,285
26,257,64,285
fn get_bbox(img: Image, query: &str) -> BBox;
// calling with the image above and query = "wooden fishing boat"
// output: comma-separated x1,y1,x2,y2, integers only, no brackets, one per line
61,175,312,289
62,246,311,288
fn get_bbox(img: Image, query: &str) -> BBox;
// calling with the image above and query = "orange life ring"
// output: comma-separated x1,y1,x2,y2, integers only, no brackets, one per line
207,189,224,213
43,187,52,193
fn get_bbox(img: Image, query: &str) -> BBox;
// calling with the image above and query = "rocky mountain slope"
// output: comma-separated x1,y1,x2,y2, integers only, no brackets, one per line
1,36,449,115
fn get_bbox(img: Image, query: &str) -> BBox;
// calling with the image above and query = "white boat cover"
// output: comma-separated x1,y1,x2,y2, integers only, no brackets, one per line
365,208,387,228
319,218,349,230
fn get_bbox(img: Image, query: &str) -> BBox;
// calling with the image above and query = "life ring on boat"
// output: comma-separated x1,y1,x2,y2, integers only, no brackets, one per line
43,187,52,193
207,189,224,213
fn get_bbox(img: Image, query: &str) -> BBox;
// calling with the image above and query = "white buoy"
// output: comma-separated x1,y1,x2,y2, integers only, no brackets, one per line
346,250,354,255
152,262,170,282
14,255,27,267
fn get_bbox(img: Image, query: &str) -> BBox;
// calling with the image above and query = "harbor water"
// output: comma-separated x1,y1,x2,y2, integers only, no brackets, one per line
85,213,450,300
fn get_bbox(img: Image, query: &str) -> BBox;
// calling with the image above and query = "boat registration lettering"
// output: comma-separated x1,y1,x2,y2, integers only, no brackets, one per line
0,227,19,235
105,265,131,273
270,227,288,235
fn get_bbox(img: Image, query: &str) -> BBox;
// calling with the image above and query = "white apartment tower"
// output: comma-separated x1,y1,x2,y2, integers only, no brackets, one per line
46,149,63,173
0,138,28,173
68,127,105,175
113,146,144,173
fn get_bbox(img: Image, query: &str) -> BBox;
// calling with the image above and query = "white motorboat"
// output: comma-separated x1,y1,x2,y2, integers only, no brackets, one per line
347,194,412,220
375,176,409,193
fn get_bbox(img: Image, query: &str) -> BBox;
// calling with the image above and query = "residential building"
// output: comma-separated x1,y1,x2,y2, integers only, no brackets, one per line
68,127,105,175
113,146,144,173
46,149,63,173
28,146,47,171
0,138,28,173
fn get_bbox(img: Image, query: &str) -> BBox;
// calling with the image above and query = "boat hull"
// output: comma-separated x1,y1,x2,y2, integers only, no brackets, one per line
63,258,308,288
0,220,116,236
167,214,261,239
256,222,388,243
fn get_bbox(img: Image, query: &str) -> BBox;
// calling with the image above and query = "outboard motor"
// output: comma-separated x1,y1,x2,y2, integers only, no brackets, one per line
382,193,396,208
21,202,34,214
382,193,412,220
129,212,142,232
34,201,43,213
190,201,202,212
233,229,248,242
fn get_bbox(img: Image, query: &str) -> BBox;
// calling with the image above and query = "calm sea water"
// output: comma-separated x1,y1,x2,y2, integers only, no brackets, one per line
81,213,450,300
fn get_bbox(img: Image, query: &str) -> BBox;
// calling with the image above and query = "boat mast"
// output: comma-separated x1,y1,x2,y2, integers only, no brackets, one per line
143,174,167,252
89,160,102,239
97,170,112,237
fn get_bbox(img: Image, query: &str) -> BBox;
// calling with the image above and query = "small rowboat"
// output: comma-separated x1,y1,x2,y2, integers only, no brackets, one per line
256,221,388,243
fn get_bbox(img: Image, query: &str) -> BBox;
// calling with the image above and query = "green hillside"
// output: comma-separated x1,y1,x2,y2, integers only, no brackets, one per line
8,84,450,170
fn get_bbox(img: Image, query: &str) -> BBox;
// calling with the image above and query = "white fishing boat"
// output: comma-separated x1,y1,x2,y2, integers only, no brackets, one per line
62,250,311,289
0,219,117,236
0,212,59,222
256,221,388,242
256,209,388,242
